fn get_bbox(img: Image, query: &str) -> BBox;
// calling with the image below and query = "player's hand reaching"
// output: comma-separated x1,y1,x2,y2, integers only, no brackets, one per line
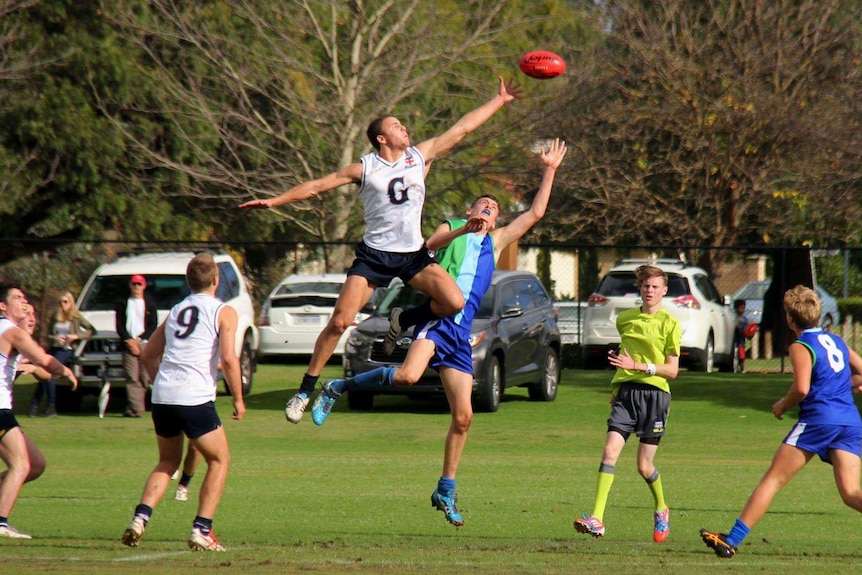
498,75,525,102
238,198,272,210
540,138,568,169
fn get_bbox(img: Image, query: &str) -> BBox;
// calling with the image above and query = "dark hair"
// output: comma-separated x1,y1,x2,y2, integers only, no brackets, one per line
733,299,746,308
634,265,668,287
0,280,21,304
366,116,393,151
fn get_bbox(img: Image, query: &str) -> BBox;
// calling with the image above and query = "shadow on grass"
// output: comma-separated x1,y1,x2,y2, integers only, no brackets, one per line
568,368,796,414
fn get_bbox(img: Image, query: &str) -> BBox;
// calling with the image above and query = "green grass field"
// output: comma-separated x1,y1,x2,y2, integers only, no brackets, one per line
3,361,862,574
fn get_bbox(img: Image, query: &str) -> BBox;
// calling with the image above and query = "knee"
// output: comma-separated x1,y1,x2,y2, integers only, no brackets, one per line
393,369,420,387
325,316,351,336
439,293,465,316
27,458,45,482
637,463,654,479
451,411,473,434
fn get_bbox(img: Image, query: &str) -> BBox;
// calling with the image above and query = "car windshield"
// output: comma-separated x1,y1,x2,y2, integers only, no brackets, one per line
597,272,689,298
276,282,343,295
79,275,191,311
733,282,769,300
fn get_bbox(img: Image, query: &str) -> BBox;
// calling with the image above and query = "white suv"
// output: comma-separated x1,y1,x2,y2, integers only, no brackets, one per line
582,259,737,372
71,251,259,405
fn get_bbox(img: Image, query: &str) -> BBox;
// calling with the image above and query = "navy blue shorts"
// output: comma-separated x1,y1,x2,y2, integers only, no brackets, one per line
151,402,222,440
784,422,862,463
0,409,19,442
415,317,474,375
607,382,670,439
347,242,437,288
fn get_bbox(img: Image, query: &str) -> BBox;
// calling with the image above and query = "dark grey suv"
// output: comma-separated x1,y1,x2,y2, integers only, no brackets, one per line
342,270,562,412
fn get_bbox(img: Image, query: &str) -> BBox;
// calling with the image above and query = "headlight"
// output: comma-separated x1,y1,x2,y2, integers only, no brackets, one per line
348,330,372,347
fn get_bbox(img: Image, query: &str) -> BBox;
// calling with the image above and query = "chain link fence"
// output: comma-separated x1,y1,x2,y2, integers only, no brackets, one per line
2,240,861,371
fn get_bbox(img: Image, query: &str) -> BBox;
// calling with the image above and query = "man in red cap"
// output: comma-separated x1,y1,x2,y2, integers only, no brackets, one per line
116,274,158,417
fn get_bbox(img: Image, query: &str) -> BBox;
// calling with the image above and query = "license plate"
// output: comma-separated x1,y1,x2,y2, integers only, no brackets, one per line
297,315,321,325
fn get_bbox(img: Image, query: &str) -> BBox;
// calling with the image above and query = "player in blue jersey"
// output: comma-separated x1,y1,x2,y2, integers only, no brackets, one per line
701,285,862,558
309,139,567,527
240,77,523,425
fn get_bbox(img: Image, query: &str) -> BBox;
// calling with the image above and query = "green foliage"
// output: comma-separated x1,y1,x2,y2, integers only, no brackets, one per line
838,298,862,323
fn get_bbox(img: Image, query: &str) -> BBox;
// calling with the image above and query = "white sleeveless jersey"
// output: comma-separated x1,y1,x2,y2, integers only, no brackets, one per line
152,293,225,406
359,146,427,252
0,318,20,410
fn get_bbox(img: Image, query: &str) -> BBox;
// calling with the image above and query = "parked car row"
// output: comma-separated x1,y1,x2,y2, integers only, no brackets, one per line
731,280,840,330
581,259,738,373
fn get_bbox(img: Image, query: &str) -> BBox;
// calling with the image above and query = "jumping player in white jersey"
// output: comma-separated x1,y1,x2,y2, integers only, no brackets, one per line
0,281,77,539
122,253,245,552
240,76,523,424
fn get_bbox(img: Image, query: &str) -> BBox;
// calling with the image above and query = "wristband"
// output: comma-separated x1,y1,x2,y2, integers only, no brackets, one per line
645,363,657,376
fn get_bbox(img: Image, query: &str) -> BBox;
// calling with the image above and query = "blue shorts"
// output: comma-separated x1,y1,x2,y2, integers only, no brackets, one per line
783,422,862,463
347,242,437,287
414,316,473,375
151,402,222,440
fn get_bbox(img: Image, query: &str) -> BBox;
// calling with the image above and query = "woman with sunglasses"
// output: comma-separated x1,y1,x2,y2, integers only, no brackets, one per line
28,291,95,417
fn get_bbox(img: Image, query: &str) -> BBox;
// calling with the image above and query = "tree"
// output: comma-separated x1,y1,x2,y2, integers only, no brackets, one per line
99,0,592,270
544,0,862,266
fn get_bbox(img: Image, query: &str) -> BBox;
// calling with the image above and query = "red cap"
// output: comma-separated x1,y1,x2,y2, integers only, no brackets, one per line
130,274,147,287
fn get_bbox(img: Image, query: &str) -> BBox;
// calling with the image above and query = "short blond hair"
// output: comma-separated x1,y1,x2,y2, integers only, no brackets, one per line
783,285,821,329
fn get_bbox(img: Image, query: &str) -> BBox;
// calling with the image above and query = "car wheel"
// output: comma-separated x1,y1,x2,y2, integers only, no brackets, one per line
473,355,503,413
347,390,374,411
528,348,559,402
226,334,254,397
692,334,715,372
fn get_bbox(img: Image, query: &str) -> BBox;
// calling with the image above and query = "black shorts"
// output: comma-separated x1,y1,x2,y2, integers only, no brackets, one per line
347,242,437,287
0,409,19,441
607,382,670,439
151,402,222,440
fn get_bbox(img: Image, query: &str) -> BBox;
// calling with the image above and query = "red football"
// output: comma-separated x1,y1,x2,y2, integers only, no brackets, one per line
519,51,566,79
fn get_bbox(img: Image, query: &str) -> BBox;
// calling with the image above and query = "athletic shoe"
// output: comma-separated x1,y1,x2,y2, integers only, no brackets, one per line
122,516,146,547
382,307,404,357
431,490,464,527
574,514,606,538
311,382,341,426
284,392,309,424
653,508,669,542
0,524,32,539
188,527,226,552
700,528,736,558
175,485,189,501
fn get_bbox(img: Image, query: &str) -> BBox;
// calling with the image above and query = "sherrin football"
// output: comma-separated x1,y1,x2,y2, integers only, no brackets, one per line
519,51,566,79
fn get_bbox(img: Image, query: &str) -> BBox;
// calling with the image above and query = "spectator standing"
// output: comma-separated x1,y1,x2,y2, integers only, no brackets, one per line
29,291,95,417
116,275,157,418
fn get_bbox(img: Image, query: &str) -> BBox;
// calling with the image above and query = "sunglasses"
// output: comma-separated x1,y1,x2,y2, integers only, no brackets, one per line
131,282,144,287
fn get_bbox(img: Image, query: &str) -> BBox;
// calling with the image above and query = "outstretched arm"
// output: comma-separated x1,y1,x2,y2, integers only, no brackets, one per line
239,163,363,210
416,76,524,163
491,138,567,253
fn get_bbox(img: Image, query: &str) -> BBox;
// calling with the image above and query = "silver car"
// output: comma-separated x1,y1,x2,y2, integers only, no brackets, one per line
582,259,737,372
732,280,840,330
